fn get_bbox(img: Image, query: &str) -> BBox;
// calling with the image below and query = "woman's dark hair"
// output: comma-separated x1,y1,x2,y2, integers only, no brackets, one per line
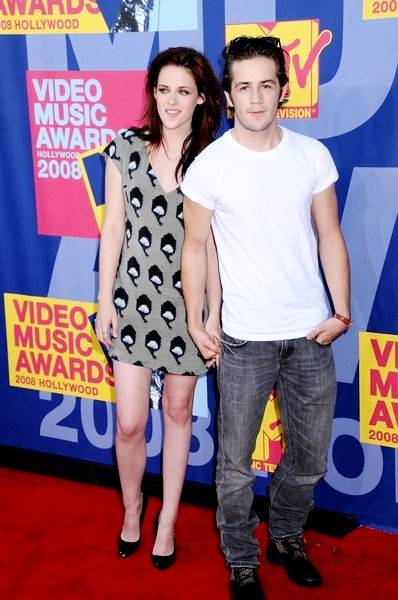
134,46,222,178
222,36,289,108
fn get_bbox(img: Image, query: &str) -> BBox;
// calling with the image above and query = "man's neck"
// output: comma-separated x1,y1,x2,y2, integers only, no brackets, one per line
231,123,282,152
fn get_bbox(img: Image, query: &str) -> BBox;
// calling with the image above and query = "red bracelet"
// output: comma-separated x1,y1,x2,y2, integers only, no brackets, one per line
334,313,352,330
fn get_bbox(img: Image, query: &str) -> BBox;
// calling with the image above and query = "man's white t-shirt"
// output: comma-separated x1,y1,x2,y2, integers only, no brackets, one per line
181,127,339,341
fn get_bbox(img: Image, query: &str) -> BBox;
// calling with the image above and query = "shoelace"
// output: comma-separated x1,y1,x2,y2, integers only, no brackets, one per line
233,567,256,585
280,537,306,558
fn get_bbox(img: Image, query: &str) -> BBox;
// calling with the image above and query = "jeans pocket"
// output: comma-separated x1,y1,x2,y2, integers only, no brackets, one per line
221,331,248,348
311,338,332,348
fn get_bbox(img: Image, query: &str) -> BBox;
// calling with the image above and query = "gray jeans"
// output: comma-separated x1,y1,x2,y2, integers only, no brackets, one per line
216,332,336,568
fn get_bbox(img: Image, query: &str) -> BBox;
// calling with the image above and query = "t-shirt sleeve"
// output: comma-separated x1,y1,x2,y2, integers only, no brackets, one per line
180,157,216,211
313,142,339,195
102,135,122,174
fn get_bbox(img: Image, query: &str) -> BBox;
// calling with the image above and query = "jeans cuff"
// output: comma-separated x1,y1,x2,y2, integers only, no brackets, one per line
270,531,302,541
228,560,260,569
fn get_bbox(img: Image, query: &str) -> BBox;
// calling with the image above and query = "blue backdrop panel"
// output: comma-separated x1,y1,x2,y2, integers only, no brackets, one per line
0,0,397,534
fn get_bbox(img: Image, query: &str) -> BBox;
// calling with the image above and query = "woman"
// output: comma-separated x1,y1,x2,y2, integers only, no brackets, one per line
96,47,222,569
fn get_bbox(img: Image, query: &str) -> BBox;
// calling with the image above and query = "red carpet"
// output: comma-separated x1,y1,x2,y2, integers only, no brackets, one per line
0,467,397,600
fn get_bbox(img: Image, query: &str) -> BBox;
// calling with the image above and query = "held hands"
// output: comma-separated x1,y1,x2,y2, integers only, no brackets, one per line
306,316,349,345
95,300,118,348
204,315,221,368
189,320,221,369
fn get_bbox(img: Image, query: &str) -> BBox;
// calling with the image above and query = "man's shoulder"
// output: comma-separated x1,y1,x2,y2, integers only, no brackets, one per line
182,132,231,197
282,127,337,186
196,130,230,161
283,126,328,154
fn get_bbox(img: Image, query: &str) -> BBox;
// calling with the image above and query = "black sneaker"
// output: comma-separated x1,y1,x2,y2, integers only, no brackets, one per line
266,537,322,587
230,567,265,600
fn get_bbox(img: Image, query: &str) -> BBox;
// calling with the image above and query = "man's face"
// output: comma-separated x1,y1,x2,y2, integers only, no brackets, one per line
225,56,286,134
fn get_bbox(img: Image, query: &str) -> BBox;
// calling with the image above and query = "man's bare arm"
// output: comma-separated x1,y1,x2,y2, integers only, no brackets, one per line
181,197,220,362
307,183,351,343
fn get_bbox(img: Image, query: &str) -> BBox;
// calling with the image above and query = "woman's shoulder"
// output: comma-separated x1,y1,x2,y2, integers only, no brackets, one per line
116,128,146,149
103,128,146,160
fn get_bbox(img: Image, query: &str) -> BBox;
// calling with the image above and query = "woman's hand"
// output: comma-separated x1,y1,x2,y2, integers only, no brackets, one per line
95,300,118,348
203,314,221,368
188,322,220,369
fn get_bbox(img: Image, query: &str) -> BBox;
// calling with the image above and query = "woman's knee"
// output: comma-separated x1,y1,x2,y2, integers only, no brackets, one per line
161,374,196,425
162,396,192,425
116,416,147,440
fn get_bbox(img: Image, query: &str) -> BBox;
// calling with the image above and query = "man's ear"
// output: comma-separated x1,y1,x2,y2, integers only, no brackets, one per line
224,90,233,109
279,84,288,103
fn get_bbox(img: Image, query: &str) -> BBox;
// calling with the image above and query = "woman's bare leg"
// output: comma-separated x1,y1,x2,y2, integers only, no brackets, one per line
152,373,197,555
114,361,152,542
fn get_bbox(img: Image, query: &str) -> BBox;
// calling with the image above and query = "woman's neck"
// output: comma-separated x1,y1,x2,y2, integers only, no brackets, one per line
161,126,191,157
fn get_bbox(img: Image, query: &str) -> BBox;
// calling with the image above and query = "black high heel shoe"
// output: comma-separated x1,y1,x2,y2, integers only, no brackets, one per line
118,493,147,558
151,512,176,570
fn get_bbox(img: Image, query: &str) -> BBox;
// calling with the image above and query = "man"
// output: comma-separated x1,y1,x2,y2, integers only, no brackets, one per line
181,36,351,600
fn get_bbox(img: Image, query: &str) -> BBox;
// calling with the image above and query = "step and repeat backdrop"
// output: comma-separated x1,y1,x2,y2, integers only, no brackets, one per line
1,0,398,533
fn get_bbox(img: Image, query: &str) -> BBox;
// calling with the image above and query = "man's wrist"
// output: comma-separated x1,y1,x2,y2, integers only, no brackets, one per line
333,313,352,330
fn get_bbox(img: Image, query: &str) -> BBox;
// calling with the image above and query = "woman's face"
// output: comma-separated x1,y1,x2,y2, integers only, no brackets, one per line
153,64,204,133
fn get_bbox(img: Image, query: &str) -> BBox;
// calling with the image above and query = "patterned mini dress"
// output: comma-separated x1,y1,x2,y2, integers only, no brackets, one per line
102,129,207,376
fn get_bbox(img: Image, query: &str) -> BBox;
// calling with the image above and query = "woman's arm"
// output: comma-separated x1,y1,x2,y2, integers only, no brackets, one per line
96,158,126,348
